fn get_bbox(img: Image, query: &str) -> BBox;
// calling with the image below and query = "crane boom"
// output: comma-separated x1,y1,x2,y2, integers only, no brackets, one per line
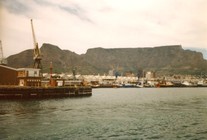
0,40,7,65
30,19,42,69
0,40,3,61
31,19,37,48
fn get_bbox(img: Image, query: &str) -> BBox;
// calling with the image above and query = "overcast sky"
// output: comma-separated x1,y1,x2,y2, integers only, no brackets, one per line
0,0,207,57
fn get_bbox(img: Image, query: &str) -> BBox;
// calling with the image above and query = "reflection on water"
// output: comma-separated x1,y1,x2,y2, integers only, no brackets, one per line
0,88,207,139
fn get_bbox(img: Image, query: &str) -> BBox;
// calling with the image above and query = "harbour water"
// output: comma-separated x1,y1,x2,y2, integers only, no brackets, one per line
0,88,207,139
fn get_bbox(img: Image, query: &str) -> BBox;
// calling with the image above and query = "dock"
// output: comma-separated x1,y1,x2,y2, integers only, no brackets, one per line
0,86,92,99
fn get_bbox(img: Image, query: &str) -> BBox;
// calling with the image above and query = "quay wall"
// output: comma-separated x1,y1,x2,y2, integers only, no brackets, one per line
0,86,92,99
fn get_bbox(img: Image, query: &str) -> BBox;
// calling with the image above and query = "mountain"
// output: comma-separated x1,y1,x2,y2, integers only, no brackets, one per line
184,47,207,60
7,43,97,74
7,44,207,76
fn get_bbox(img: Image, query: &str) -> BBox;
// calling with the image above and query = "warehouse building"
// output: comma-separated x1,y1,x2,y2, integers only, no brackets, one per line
0,64,18,85
0,65,41,86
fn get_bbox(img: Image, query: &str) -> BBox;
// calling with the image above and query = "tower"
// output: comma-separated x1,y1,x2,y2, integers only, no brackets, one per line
50,62,53,78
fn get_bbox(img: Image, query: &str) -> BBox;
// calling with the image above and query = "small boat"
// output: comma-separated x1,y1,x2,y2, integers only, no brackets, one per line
122,83,137,88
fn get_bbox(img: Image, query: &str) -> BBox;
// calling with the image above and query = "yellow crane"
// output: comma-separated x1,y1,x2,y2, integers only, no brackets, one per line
31,19,42,69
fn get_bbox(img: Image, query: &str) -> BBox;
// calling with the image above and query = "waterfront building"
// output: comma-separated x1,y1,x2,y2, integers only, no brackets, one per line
17,68,41,87
145,71,156,80
108,69,114,76
0,65,18,85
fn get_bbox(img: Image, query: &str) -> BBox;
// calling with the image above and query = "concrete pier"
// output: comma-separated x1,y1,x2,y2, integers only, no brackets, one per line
0,86,92,99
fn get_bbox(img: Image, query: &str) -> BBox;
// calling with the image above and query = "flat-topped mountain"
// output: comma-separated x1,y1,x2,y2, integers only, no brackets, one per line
7,44,207,75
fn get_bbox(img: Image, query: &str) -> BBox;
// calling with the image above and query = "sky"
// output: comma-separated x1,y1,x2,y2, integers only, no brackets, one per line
0,0,207,57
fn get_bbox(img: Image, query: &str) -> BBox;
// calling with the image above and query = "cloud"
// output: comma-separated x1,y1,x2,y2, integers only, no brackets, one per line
0,0,29,15
33,0,93,22
58,5,92,22
0,0,207,57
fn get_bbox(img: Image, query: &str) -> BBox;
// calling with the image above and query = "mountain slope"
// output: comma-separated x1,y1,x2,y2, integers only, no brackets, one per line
7,43,98,74
83,45,207,75
7,44,207,75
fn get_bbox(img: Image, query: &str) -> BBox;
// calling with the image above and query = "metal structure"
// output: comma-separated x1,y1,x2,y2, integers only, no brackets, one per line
31,19,42,69
0,41,3,63
72,67,77,80
50,62,53,78
0,40,7,65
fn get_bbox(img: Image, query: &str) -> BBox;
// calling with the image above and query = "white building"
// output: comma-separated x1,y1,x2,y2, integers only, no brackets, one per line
145,71,155,80
17,68,41,86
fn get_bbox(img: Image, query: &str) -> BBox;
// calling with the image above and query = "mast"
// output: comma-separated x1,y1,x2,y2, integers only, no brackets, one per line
30,19,42,69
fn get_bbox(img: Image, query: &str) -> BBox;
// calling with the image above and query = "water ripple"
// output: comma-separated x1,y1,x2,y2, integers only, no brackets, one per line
0,88,207,139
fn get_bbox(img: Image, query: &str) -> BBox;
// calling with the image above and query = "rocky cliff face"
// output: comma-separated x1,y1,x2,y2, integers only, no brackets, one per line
7,43,97,74
7,44,207,75
83,45,207,75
